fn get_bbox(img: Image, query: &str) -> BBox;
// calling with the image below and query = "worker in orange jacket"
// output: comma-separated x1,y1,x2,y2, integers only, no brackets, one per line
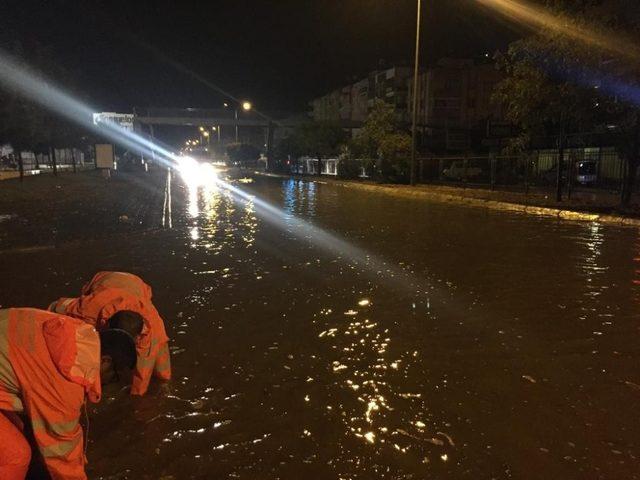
0,307,136,480
49,271,171,396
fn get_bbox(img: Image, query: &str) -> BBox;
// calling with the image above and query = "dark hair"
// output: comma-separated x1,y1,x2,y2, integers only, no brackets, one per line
108,310,144,337
99,329,137,371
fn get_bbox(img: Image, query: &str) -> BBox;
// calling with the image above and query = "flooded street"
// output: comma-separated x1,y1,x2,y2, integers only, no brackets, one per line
3,171,640,479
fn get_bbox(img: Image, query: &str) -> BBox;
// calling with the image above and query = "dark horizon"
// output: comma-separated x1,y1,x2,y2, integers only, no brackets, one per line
0,0,523,114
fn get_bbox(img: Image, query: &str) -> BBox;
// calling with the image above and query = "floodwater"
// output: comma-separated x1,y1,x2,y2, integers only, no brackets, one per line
4,170,640,479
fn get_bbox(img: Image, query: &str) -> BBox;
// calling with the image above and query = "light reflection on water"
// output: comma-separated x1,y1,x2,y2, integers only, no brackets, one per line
87,173,640,480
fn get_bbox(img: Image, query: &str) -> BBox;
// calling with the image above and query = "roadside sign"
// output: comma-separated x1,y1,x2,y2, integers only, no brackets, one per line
95,144,114,169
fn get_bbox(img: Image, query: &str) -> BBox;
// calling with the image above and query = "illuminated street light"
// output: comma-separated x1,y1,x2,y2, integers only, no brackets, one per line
211,126,217,132
203,131,210,137
199,126,205,132
236,100,253,142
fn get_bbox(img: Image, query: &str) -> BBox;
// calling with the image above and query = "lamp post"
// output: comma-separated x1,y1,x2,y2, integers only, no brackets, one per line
410,0,422,186
235,101,252,143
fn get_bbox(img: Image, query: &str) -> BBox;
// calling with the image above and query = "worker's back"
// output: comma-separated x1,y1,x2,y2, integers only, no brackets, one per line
50,271,171,396
0,308,101,480
82,271,152,300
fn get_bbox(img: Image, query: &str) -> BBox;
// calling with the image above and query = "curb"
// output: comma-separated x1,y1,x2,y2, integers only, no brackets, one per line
252,172,640,228
339,181,640,227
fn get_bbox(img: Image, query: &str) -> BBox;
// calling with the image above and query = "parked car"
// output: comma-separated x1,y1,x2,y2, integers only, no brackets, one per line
442,161,483,180
576,160,597,185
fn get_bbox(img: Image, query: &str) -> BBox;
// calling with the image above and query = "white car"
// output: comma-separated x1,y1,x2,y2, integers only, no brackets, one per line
442,161,483,180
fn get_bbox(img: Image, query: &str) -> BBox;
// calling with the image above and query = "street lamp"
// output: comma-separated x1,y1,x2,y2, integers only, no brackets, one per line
410,0,422,186
235,101,253,143
203,130,210,147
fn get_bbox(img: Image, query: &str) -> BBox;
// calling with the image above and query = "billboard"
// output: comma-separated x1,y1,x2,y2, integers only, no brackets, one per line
95,144,114,169
92,112,134,131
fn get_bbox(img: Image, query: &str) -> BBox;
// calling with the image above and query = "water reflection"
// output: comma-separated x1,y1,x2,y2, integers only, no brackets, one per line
183,173,258,254
284,179,317,217
317,298,453,471
581,223,607,287
90,173,640,479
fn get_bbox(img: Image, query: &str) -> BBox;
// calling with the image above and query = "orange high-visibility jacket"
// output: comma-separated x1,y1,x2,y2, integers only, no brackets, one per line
0,308,101,480
51,272,171,396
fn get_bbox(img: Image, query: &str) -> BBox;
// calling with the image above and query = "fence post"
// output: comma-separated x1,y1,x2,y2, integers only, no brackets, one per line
51,147,58,177
556,131,565,202
438,158,444,182
523,154,529,195
463,154,469,188
620,157,628,203
567,153,575,200
490,153,496,190
17,151,24,182
71,148,77,173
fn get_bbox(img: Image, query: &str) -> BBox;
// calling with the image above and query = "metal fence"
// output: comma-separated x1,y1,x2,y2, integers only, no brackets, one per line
0,148,92,174
417,147,631,195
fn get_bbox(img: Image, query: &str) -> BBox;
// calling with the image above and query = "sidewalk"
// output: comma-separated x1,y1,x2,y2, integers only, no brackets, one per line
256,172,640,227
0,170,166,251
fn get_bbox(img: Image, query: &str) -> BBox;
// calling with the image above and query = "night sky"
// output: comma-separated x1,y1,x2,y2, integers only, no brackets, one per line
1,0,522,114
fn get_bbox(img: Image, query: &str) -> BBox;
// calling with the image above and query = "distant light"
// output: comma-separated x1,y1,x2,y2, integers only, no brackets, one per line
223,102,229,108
199,126,205,132
203,131,210,137
242,101,252,111
211,126,217,131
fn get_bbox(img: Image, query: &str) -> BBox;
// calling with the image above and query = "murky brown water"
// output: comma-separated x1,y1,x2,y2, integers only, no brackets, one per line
3,171,640,479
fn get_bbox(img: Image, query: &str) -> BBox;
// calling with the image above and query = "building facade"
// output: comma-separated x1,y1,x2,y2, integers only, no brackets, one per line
409,58,505,151
311,66,412,125
311,59,506,152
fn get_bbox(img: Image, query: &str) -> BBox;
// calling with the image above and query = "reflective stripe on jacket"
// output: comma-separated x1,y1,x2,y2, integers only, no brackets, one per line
0,308,100,480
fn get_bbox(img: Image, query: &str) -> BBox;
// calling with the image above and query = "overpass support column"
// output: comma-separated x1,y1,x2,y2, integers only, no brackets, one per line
266,121,275,172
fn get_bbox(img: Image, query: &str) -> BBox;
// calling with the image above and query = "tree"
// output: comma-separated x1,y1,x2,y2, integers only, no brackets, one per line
493,0,640,205
0,40,91,177
225,143,261,168
281,121,347,175
348,100,412,182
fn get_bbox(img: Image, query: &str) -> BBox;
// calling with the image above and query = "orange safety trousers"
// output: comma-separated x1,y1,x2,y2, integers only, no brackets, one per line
0,411,30,479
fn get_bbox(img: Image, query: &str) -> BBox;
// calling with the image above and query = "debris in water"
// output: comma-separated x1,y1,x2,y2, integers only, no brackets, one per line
522,375,537,384
437,431,455,447
625,381,640,391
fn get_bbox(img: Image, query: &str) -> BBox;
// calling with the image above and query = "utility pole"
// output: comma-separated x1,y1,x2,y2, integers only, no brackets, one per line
410,0,422,186
235,109,239,143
